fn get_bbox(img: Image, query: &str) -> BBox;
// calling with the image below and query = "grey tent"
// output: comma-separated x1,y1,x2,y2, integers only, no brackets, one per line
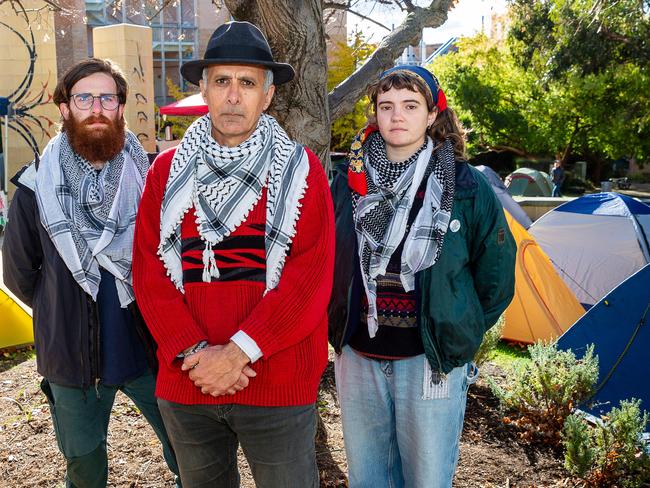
505,167,553,197
475,165,533,229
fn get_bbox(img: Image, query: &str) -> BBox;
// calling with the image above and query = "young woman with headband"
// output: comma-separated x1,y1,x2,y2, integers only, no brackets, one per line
328,65,516,487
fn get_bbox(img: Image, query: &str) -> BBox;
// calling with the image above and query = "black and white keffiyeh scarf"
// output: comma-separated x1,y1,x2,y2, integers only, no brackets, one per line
35,130,149,306
352,132,456,337
159,113,309,294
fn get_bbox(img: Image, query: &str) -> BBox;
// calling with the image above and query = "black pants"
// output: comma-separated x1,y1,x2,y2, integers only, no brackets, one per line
158,400,319,488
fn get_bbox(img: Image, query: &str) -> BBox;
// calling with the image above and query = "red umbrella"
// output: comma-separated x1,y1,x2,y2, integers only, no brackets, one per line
159,93,208,116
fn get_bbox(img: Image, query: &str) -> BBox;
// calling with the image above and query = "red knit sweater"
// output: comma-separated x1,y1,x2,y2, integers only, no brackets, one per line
132,147,334,406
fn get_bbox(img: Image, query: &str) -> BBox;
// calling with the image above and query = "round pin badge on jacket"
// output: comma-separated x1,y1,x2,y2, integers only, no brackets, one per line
450,219,461,232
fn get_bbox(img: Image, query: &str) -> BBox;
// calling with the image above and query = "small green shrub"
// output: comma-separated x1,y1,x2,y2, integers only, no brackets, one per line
562,413,596,478
474,316,504,367
562,399,650,487
490,342,598,444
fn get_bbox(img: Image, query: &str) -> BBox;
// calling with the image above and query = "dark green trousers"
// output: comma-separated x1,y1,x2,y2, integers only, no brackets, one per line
41,372,181,488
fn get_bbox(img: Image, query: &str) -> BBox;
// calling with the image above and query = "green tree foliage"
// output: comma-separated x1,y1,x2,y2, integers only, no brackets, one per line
328,31,375,152
430,1,650,177
509,0,650,78
508,0,650,171
562,400,650,487
431,35,551,158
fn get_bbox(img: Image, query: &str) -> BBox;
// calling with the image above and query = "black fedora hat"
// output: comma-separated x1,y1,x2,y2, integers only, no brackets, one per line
181,21,295,86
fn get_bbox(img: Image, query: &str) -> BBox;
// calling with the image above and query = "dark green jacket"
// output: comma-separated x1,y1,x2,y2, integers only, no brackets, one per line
328,161,516,374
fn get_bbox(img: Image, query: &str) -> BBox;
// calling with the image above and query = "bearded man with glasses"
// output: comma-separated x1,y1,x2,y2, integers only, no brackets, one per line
2,58,181,488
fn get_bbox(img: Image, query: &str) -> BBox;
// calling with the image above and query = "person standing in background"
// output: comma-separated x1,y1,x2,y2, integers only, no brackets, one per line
551,160,565,197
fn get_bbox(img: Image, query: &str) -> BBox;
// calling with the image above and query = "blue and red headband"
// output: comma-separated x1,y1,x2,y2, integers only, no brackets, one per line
380,65,447,112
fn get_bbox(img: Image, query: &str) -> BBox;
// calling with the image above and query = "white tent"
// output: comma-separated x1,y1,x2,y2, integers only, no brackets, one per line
529,192,650,308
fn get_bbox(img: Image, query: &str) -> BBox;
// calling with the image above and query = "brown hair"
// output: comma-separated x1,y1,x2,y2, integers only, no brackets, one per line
366,70,467,159
53,58,128,106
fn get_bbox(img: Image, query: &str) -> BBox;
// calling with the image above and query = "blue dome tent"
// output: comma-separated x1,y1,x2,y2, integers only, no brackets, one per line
530,193,650,308
556,264,650,426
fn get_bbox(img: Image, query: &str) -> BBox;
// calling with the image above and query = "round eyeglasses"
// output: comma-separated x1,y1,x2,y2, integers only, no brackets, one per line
70,93,120,111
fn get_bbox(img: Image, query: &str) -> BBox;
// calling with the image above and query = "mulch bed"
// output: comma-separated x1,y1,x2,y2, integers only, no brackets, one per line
0,351,577,487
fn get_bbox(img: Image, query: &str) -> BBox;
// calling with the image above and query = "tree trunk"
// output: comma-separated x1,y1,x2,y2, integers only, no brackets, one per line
592,158,605,184
225,0,331,165
584,149,606,184
560,116,581,164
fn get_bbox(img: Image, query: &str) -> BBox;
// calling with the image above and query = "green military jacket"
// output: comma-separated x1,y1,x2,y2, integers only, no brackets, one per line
328,160,516,374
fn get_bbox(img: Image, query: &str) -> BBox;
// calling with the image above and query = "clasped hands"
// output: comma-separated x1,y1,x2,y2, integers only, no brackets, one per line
181,342,256,397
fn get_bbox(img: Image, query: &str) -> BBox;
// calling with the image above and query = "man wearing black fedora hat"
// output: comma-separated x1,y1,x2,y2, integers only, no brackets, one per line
132,21,334,487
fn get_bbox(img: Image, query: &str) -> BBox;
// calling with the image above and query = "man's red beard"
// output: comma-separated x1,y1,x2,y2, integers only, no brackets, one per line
62,113,126,163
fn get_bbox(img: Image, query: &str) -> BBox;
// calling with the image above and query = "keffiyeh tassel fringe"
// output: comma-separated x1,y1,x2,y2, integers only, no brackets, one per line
202,241,220,282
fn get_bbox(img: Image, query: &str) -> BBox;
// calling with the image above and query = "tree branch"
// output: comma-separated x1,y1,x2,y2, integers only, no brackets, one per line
41,0,63,12
561,116,581,163
146,0,172,22
323,2,391,31
401,0,417,12
600,26,632,44
5,0,30,21
328,0,457,120
1,0,66,20
489,145,533,158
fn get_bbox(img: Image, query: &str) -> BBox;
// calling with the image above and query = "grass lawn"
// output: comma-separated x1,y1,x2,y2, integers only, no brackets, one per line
490,340,531,369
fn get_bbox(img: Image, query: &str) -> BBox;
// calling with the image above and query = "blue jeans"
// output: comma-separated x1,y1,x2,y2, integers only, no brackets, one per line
552,184,562,197
157,400,319,488
335,346,477,488
42,373,180,488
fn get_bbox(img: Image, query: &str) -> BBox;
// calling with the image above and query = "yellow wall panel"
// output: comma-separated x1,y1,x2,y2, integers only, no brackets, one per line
0,0,60,197
93,24,155,152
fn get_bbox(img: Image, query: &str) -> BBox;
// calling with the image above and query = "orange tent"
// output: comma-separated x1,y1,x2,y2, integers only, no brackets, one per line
502,211,585,343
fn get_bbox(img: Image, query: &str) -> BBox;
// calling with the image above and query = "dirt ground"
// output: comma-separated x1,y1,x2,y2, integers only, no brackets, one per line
0,350,581,488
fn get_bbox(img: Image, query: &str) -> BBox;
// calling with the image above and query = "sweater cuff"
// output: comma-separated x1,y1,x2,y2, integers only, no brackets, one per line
231,331,263,363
